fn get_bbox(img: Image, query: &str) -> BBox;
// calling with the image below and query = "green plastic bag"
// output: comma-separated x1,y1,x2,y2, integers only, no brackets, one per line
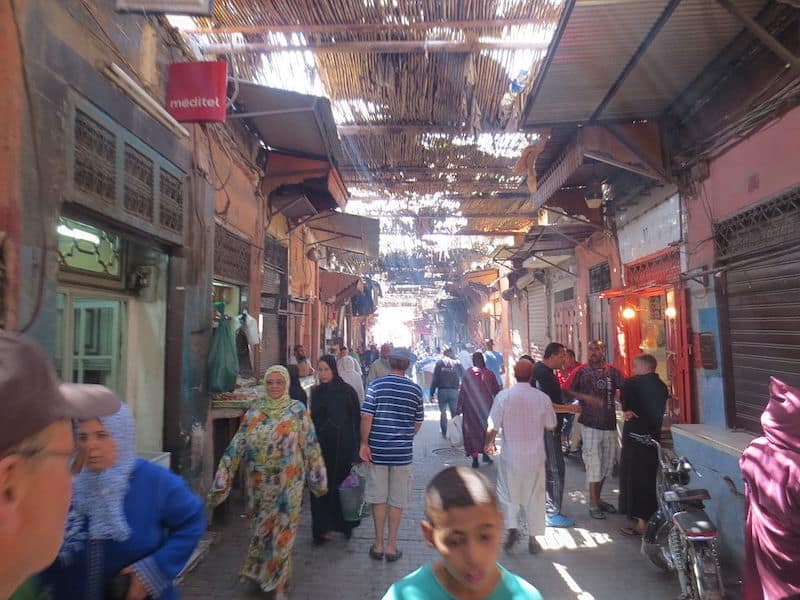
208,303,238,393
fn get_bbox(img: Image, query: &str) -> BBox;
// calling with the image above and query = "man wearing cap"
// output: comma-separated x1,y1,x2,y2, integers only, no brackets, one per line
568,340,626,519
0,332,121,599
359,347,424,562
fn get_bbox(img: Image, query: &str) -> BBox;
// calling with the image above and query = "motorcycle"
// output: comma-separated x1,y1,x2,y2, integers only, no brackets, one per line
628,432,726,600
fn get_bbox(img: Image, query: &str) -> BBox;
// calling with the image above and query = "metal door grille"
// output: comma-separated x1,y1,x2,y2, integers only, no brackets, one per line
159,170,184,234
214,224,251,285
73,110,116,204
123,144,154,220
626,248,680,287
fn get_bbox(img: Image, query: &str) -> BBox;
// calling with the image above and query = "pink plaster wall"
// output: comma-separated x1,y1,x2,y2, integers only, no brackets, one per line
686,105,800,269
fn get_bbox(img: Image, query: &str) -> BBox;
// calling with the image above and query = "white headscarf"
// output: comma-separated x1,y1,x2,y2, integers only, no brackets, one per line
338,355,365,404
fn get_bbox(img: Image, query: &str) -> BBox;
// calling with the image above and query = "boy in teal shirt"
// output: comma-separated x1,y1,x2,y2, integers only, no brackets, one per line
382,466,543,600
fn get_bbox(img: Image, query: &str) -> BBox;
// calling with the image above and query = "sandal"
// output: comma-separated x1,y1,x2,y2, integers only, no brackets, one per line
589,506,607,520
599,501,618,514
385,550,403,562
368,545,384,560
619,526,643,537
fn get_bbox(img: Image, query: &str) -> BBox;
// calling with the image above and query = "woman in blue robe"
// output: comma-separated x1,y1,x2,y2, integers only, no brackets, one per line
37,404,205,599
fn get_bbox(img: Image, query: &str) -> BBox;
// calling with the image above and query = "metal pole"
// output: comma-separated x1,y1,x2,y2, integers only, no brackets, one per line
715,0,800,75
200,40,551,55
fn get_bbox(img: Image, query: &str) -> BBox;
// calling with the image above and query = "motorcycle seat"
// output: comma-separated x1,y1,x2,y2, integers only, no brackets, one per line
672,509,717,538
663,487,710,503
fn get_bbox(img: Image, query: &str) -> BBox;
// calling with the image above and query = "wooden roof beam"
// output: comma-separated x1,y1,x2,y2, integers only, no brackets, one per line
201,39,550,56
184,18,558,36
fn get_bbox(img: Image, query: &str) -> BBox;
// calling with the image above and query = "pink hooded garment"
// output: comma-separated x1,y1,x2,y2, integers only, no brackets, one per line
740,377,800,600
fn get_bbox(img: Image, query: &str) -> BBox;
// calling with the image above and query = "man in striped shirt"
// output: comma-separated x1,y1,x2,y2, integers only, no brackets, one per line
360,347,424,563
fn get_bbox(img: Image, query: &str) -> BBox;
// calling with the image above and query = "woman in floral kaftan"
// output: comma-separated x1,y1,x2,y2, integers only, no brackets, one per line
207,365,327,599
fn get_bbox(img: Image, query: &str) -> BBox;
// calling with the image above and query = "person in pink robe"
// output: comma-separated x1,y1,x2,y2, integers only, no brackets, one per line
740,377,800,600
457,352,501,469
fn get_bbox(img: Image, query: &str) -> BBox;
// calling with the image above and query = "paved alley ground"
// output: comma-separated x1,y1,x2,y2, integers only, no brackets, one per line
182,404,683,599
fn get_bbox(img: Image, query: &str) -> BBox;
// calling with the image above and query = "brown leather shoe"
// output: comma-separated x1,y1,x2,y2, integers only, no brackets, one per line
504,528,520,553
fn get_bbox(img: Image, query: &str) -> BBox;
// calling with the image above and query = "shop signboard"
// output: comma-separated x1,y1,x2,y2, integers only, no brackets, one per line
166,61,228,122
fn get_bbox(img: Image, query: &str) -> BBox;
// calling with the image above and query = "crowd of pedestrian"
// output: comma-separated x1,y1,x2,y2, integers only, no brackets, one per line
4,327,797,600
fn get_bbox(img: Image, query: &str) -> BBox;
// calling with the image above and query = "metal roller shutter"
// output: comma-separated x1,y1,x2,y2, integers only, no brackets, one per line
724,246,800,432
527,281,548,360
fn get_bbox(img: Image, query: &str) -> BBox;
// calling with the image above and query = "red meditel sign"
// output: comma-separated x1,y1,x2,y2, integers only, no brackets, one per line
166,61,228,122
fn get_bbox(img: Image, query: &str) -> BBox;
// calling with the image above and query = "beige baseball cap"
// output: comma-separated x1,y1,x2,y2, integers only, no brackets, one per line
0,331,122,454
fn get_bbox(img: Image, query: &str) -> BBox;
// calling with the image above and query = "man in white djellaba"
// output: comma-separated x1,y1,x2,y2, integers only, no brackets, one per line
485,359,557,555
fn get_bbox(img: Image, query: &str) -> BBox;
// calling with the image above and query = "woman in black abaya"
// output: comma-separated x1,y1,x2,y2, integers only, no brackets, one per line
309,355,361,544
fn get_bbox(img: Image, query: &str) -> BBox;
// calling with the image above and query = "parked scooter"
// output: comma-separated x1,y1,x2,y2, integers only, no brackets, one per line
629,432,726,600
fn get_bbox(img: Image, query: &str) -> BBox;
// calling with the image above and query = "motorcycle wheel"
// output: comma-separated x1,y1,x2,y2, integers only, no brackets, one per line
687,543,725,599
642,520,674,572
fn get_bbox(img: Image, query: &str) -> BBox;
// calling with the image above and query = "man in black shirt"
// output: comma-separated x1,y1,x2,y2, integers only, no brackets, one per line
531,343,579,528
430,347,463,438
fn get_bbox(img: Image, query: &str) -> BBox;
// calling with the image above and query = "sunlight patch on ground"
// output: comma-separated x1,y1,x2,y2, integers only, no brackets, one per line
539,527,613,551
567,489,589,506
552,563,596,600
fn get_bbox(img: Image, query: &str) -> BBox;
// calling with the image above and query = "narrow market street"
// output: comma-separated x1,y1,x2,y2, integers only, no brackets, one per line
182,403,681,600
5,1,800,599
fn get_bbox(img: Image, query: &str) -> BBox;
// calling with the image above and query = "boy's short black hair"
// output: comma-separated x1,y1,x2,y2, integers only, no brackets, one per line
424,466,498,525
543,342,565,359
635,353,658,372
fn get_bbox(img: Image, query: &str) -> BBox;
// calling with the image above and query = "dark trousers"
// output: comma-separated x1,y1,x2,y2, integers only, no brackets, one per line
545,427,566,515
437,388,459,435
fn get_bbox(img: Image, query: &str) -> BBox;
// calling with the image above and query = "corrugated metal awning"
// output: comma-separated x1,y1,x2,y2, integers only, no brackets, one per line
523,0,769,126
307,211,380,257
319,271,361,305
230,81,344,164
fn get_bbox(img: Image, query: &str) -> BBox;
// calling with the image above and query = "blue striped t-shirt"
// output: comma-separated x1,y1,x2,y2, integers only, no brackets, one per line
362,375,424,466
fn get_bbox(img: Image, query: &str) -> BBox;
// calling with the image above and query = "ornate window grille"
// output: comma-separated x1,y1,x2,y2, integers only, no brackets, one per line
73,110,116,205
68,100,186,245
589,262,611,294
123,144,155,220
554,287,575,303
214,224,251,285
159,170,184,234
714,187,800,260
263,235,288,273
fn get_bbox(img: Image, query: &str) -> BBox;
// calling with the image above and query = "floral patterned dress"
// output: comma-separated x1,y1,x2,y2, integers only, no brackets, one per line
208,395,327,592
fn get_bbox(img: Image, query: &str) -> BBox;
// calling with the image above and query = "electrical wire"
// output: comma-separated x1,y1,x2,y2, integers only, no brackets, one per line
10,0,47,334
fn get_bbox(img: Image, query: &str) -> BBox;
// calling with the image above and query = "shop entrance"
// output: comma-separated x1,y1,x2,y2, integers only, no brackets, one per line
605,248,693,424
55,291,126,394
